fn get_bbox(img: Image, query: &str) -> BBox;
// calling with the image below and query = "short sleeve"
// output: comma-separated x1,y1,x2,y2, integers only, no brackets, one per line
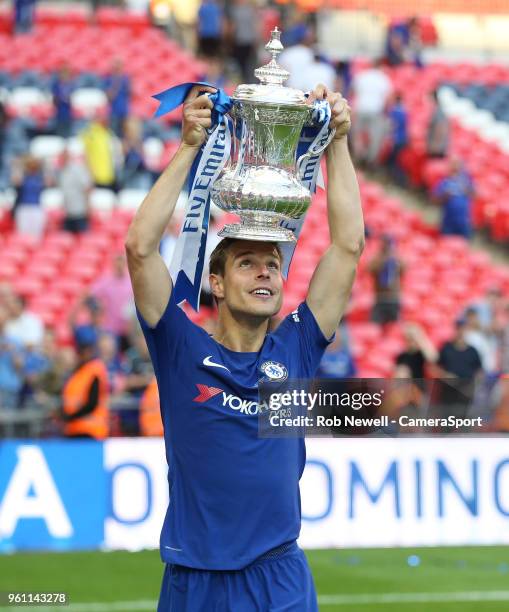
471,347,482,372
438,344,448,369
136,292,192,375
274,302,333,378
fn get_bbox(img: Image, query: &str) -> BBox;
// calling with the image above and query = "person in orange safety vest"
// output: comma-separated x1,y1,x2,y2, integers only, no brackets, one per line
61,326,109,439
140,376,163,436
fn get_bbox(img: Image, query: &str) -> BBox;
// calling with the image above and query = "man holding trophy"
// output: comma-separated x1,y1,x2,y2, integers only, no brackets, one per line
126,29,364,612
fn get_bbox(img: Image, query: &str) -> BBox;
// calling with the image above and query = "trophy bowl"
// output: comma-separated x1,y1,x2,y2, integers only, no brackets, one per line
211,28,314,243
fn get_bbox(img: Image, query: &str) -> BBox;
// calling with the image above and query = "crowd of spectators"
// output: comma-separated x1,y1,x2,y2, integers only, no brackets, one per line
0,253,158,436
1,58,160,239
1,2,508,439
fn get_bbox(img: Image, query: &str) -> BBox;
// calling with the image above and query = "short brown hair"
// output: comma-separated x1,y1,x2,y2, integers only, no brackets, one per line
209,238,283,276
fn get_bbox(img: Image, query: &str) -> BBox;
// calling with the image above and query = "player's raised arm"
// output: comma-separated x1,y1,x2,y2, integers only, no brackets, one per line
125,86,215,327
306,85,365,339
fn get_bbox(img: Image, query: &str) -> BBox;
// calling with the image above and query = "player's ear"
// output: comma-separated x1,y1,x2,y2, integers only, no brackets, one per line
209,273,224,301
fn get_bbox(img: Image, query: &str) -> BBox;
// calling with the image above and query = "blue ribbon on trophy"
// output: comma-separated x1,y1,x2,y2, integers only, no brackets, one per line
153,82,232,310
279,99,334,276
153,82,333,310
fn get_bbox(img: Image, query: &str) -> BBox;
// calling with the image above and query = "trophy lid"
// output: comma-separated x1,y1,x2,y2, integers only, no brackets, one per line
233,27,307,106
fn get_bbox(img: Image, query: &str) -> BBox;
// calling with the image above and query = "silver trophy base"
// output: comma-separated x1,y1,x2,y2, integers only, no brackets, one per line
218,223,296,243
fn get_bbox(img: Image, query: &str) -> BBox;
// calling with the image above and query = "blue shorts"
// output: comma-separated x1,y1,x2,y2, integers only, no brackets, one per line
157,542,318,612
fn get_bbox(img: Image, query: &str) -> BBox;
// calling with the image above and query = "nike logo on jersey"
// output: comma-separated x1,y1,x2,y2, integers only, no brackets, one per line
202,355,230,372
193,384,223,403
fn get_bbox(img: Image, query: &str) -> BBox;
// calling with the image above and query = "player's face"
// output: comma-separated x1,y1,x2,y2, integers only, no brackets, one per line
217,241,284,318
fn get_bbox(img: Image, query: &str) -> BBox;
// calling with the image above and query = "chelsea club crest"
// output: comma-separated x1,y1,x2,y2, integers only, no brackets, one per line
260,361,288,382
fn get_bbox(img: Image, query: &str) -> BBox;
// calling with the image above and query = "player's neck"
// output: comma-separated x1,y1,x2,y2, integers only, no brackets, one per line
213,309,269,353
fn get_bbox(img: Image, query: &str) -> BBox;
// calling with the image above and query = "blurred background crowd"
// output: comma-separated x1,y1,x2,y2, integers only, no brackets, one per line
1,0,509,439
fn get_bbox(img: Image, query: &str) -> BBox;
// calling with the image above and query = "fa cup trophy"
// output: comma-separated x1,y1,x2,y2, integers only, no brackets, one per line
211,28,334,243
153,27,335,308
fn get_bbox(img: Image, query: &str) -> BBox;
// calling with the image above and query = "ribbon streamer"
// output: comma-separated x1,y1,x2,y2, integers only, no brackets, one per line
153,82,232,310
279,100,334,278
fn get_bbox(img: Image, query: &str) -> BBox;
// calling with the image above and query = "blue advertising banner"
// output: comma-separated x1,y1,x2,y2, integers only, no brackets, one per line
0,441,106,552
1,438,509,552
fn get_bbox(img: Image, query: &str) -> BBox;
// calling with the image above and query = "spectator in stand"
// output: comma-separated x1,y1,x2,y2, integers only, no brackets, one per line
473,286,505,331
463,307,498,375
351,58,392,169
5,293,44,348
104,59,131,137
302,53,337,93
385,17,422,67
0,304,24,409
123,329,154,399
279,23,336,92
395,324,437,379
316,326,357,378
167,0,200,52
90,253,134,352
281,9,310,48
279,25,314,90
69,294,106,342
435,318,482,379
432,318,482,424
369,235,404,325
18,328,56,406
197,0,224,57
386,93,408,184
201,55,228,90
59,147,92,234
121,117,151,190
60,326,109,440
122,328,154,435
14,0,36,34
433,158,475,239
385,28,406,66
97,332,125,394
81,112,120,191
406,17,423,67
427,89,450,159
335,60,352,99
140,377,163,436
227,0,259,82
51,64,74,138
36,343,75,398
11,155,50,240
0,101,8,183
489,375,509,432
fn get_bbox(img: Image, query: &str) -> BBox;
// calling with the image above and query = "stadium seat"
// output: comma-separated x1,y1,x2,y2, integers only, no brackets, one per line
71,88,108,119
30,136,66,162
89,189,116,213
6,87,52,119
143,137,165,172
117,189,146,211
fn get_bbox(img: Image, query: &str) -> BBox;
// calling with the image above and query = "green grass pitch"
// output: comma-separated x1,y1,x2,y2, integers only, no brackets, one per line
1,547,509,611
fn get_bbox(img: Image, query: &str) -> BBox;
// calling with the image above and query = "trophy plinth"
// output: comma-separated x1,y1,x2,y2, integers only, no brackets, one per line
211,27,313,243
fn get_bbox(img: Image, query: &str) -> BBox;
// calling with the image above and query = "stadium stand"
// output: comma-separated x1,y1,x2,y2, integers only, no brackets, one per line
379,61,509,242
0,6,508,437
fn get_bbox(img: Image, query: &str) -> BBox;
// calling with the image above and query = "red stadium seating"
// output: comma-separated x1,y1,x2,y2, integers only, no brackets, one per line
379,61,509,242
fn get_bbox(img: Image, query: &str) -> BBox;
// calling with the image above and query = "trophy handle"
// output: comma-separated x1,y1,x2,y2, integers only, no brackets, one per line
296,127,336,168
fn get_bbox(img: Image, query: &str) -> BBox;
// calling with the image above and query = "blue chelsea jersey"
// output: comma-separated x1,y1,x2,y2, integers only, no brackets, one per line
137,293,331,570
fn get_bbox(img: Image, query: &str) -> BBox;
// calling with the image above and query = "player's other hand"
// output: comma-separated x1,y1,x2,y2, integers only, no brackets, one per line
182,85,216,149
308,84,351,140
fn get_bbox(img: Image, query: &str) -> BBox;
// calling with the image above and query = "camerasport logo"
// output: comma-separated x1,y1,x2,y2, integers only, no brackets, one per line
193,384,268,415
260,361,288,381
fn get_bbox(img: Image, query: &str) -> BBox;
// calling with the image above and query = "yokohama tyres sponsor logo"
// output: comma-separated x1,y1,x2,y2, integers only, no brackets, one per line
193,384,267,415
193,384,223,403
